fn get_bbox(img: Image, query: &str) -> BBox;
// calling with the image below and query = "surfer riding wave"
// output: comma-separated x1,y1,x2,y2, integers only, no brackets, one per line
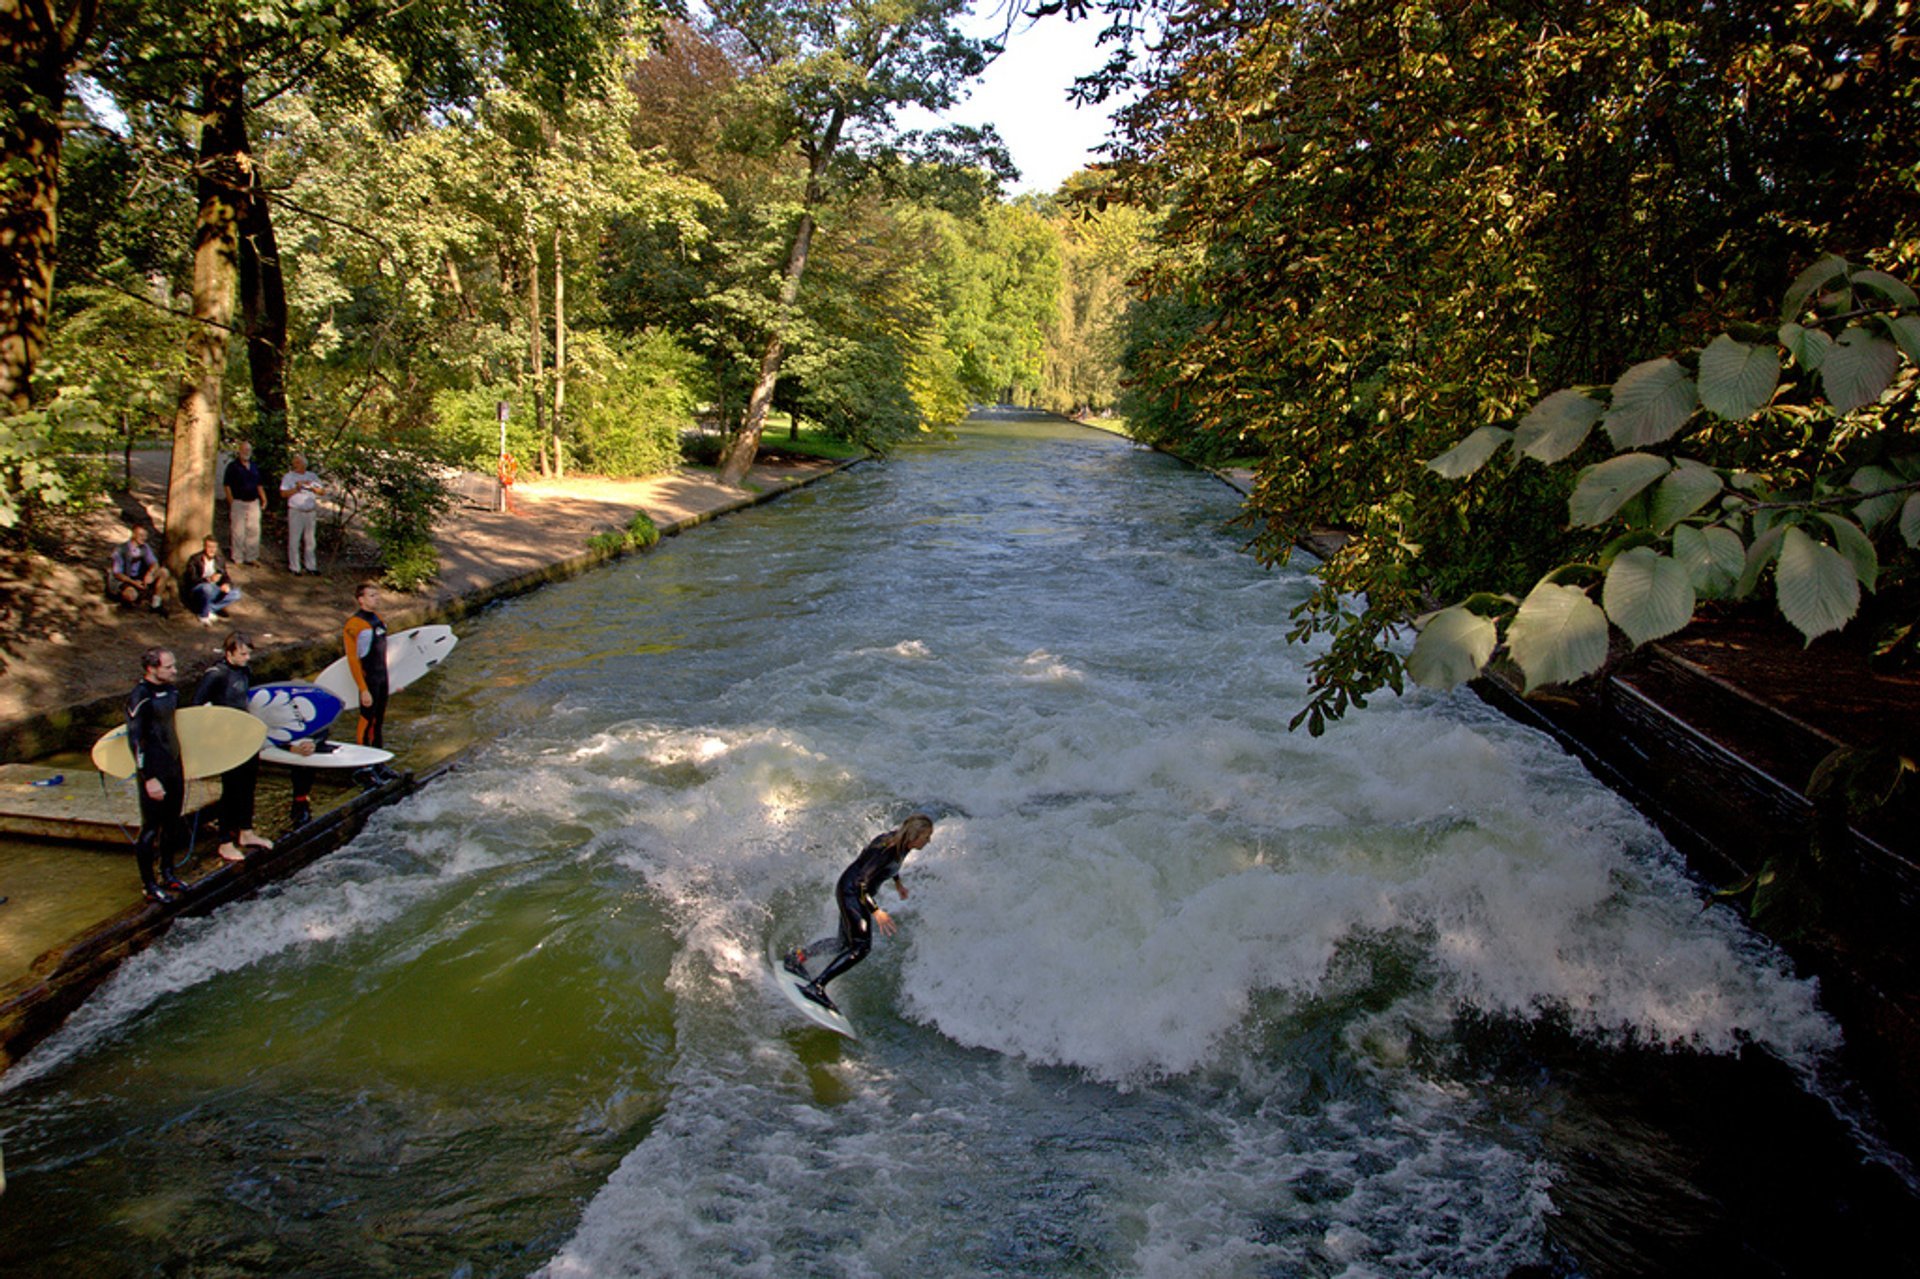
786,814,935,1012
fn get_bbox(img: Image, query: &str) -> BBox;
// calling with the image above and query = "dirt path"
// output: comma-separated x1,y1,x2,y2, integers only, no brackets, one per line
0,451,839,756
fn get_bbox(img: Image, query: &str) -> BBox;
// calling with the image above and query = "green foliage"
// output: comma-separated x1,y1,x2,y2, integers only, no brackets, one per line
1412,258,1920,693
320,433,459,591
1108,0,1920,731
587,509,661,556
567,329,704,476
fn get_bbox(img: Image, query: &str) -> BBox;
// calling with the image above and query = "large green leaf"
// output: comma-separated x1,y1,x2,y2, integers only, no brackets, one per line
1850,269,1920,310
1602,547,1696,646
1902,494,1920,549
1514,390,1605,463
1426,424,1513,479
1406,606,1499,689
1672,524,1745,598
1602,358,1699,448
1780,253,1849,322
1850,464,1907,531
1648,458,1723,532
1779,323,1834,371
1887,314,1920,366
1569,453,1671,527
1815,512,1879,592
1507,581,1611,692
1775,525,1859,642
1734,523,1787,599
1696,334,1780,421
1821,326,1900,414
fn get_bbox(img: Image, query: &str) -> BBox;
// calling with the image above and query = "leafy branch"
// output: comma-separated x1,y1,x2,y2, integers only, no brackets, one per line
1411,255,1920,694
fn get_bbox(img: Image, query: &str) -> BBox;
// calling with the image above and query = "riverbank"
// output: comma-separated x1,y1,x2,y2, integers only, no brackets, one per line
0,451,853,1068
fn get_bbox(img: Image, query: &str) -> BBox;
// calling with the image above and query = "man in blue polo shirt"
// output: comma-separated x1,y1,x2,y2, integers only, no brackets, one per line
222,439,267,564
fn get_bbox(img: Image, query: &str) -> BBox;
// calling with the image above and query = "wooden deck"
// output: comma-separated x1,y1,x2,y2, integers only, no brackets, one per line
0,764,221,845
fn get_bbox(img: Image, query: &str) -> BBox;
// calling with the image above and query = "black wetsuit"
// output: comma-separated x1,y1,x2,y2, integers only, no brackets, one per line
126,678,183,890
811,833,911,991
192,658,256,838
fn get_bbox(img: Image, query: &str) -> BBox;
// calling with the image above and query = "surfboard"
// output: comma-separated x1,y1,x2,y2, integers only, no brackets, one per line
246,681,344,745
314,624,457,705
258,740,396,770
91,705,269,780
770,950,856,1038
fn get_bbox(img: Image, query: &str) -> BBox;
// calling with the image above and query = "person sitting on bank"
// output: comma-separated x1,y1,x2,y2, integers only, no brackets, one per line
127,646,188,904
182,536,242,625
191,630,273,862
107,524,173,613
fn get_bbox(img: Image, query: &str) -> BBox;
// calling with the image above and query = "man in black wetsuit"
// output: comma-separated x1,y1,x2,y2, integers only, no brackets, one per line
127,646,187,904
192,630,271,862
787,814,936,1012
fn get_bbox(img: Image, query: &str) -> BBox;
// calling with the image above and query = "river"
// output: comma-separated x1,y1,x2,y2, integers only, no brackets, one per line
0,411,1913,1276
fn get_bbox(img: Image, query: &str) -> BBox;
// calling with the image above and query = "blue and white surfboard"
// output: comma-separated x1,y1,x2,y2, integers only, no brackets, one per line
246,681,346,746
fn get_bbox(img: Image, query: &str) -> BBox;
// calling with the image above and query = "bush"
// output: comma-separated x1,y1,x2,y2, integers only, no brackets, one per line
569,330,703,477
320,433,458,590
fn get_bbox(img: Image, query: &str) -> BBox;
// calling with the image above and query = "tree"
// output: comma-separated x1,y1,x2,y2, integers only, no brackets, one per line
692,0,1002,485
0,0,101,414
1105,0,1920,733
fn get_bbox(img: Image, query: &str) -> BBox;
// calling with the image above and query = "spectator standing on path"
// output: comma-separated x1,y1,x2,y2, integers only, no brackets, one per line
342,581,400,784
107,524,173,613
281,452,325,574
192,630,272,862
223,440,267,563
183,536,242,624
127,646,188,904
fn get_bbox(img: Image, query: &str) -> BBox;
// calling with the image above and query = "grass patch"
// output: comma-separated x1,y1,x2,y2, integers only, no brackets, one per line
587,510,661,556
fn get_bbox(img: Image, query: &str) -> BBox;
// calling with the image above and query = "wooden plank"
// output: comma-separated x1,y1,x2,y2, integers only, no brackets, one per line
0,764,221,845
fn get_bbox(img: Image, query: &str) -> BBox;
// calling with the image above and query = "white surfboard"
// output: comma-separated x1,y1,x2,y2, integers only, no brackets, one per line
314,624,457,705
258,740,396,770
92,705,269,780
771,952,856,1038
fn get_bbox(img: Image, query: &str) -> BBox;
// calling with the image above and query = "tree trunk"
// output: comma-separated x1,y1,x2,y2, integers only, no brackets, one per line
0,0,98,413
163,64,247,575
238,118,290,483
525,230,547,477
551,224,565,480
717,104,846,488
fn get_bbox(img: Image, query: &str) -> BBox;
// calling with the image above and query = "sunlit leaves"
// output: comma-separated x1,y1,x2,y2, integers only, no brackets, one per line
1406,605,1498,689
1603,547,1695,645
1569,452,1670,526
1696,334,1778,420
1514,389,1605,463
1775,525,1859,642
1602,358,1697,448
1426,424,1512,478
1507,581,1610,691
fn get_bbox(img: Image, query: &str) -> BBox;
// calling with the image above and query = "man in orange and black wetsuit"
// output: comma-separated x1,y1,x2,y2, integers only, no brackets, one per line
343,581,399,785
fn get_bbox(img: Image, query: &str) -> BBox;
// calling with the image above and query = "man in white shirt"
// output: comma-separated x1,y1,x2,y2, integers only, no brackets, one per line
280,452,325,574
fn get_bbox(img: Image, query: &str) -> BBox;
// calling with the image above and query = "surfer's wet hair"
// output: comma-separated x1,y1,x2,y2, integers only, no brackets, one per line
891,814,935,849
140,646,171,671
224,630,253,655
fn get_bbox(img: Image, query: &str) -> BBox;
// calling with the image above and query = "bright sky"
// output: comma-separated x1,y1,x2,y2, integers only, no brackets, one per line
929,4,1128,196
